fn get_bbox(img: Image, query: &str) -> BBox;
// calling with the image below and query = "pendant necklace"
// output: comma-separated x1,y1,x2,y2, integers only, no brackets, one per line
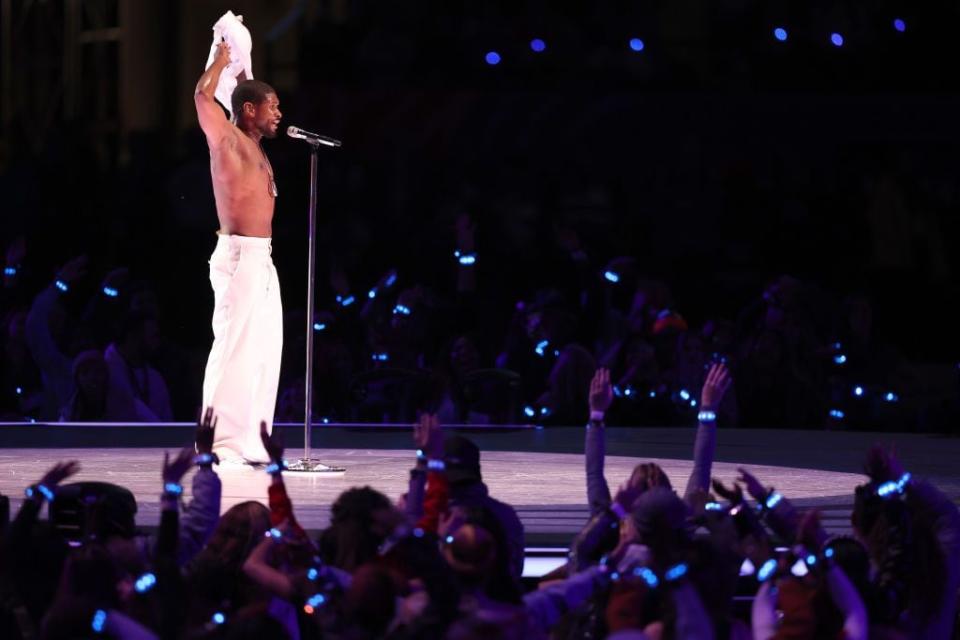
256,141,278,197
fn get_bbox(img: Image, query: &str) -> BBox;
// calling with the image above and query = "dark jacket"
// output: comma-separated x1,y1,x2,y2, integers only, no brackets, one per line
449,480,525,581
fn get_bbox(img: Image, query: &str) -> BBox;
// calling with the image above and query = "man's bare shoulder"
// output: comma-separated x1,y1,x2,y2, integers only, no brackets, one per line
207,120,243,151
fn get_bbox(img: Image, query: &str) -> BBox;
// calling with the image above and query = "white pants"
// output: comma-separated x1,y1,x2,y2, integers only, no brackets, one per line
202,234,282,461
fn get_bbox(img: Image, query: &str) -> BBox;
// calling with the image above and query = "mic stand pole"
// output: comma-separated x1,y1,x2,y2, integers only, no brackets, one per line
287,139,345,475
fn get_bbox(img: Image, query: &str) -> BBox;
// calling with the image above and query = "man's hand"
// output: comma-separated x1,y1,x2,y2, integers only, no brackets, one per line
57,255,88,285
700,363,732,411
260,421,284,464
438,507,466,540
864,444,904,484
589,368,613,415
196,407,217,455
102,267,130,291
213,40,231,68
413,413,443,460
711,478,744,505
38,460,81,489
163,447,195,486
736,467,769,503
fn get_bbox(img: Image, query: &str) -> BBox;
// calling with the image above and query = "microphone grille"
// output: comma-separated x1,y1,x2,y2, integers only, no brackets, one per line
286,126,298,137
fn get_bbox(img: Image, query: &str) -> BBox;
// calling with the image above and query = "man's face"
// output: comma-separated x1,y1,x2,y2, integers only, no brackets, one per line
247,93,281,138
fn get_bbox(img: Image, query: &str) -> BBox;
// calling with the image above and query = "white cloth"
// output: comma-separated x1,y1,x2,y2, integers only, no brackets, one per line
202,234,282,462
204,10,254,119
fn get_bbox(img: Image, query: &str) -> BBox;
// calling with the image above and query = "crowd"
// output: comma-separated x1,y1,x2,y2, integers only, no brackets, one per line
0,365,957,639
0,224,932,430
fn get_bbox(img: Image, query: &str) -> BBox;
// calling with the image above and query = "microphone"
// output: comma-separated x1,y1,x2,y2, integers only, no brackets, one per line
286,126,342,148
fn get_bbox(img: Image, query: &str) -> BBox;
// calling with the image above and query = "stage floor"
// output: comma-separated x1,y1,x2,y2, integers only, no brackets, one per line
2,426,958,546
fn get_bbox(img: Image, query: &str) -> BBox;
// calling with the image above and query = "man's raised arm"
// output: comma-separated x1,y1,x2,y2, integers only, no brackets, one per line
194,42,232,145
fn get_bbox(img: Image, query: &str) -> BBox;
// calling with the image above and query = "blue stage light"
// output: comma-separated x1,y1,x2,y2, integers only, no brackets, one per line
774,28,788,42
830,33,844,47
893,18,906,33
530,38,546,53
629,38,645,52
485,51,501,65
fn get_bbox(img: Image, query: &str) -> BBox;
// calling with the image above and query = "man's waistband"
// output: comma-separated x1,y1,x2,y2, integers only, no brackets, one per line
214,233,272,253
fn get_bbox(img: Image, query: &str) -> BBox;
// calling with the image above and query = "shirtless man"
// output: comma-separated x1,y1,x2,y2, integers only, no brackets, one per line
195,41,283,463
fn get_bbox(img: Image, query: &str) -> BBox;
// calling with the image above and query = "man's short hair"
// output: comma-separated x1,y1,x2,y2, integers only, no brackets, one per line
231,80,275,118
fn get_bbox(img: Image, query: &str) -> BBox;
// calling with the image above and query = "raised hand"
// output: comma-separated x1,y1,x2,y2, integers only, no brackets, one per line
102,267,130,291
589,368,613,414
796,509,828,549
260,421,284,464
863,444,904,484
711,478,744,505
163,447,195,486
413,413,443,460
736,467,769,503
700,363,732,411
438,507,466,540
38,460,81,489
195,407,218,455
454,213,476,254
56,255,88,285
5,236,26,267
214,40,232,67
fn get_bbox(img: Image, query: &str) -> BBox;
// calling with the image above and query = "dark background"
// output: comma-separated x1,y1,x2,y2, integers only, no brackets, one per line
1,0,958,428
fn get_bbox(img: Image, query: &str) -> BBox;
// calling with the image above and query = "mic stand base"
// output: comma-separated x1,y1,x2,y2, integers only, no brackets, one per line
286,458,346,475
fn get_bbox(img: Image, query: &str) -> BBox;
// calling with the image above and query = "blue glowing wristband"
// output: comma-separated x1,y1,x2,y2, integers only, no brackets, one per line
664,563,688,583
453,250,477,266
102,286,119,298
38,484,55,501
265,527,283,541
877,472,911,498
54,279,69,293
134,572,157,594
632,566,659,588
265,460,288,475
304,593,326,611
757,558,778,582
25,483,55,502
163,482,183,496
4,266,17,277
91,609,107,634
697,410,717,423
194,453,215,467
211,612,226,625
763,492,783,510
427,459,446,472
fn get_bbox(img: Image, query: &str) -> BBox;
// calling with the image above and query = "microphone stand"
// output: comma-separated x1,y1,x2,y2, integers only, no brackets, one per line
287,137,345,475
